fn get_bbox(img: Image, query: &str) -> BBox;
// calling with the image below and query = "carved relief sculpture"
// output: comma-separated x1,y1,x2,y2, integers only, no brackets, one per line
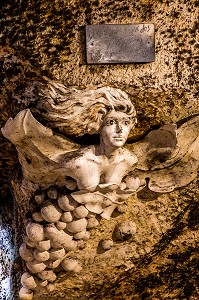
2,82,199,299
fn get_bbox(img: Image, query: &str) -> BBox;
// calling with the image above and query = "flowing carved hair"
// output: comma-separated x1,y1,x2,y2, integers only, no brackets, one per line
36,81,137,136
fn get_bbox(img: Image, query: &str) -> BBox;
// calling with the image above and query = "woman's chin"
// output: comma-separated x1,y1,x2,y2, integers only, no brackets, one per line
110,141,125,147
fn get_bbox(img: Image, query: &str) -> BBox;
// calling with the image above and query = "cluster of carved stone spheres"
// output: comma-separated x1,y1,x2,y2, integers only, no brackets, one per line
19,187,137,299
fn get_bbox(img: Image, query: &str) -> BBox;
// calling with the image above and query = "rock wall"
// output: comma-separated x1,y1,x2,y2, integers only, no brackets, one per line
0,0,198,299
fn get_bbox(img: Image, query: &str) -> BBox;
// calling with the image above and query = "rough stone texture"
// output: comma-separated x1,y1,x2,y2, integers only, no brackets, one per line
0,0,198,299
0,224,15,300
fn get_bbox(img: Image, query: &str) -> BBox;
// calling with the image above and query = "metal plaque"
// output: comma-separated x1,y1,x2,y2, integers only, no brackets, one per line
86,24,155,64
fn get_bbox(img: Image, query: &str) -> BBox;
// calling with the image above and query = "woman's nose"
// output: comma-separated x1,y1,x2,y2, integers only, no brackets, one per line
116,123,123,132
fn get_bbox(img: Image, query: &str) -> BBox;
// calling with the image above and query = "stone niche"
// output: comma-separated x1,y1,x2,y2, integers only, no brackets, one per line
0,1,198,300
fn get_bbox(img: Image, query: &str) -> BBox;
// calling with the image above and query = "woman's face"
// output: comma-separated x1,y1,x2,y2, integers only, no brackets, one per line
100,111,133,148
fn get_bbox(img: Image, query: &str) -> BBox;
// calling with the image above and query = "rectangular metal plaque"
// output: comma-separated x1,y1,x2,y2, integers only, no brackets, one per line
86,24,155,64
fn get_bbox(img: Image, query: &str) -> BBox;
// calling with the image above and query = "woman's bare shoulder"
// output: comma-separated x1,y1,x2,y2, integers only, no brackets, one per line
122,147,138,165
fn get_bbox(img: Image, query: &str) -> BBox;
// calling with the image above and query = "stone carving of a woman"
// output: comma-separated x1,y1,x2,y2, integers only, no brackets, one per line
2,81,199,200
2,84,139,192
1,81,199,300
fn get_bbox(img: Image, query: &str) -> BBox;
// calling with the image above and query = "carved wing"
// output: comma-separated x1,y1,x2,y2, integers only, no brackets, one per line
1,109,80,187
126,116,199,192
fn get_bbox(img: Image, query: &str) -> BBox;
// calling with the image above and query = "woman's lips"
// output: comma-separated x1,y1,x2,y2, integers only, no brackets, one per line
113,136,124,140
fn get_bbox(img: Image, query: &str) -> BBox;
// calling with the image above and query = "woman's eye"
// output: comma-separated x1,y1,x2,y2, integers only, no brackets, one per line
124,121,129,125
107,120,114,125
